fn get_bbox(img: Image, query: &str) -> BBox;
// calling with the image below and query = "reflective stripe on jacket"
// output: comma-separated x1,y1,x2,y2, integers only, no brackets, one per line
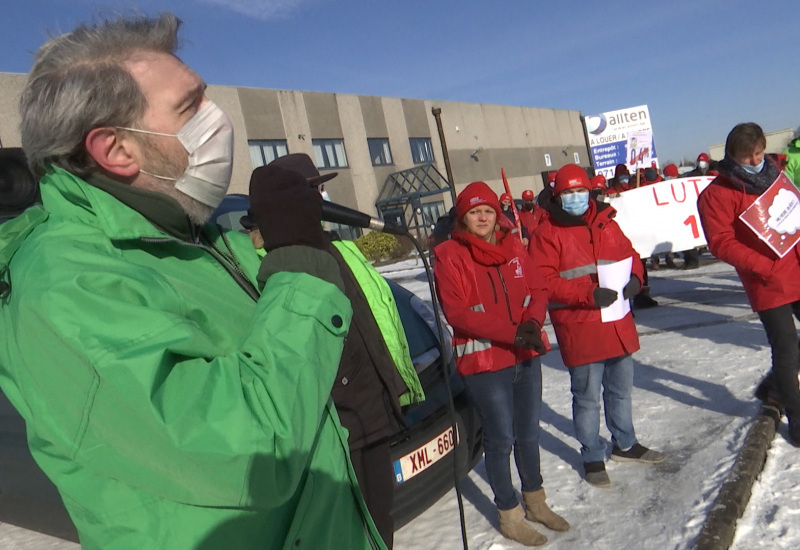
433,233,549,376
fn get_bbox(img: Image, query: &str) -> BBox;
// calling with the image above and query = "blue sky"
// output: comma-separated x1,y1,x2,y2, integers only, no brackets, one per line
2,0,799,165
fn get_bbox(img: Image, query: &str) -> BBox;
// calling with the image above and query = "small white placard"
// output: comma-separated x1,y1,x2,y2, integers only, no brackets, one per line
598,256,633,323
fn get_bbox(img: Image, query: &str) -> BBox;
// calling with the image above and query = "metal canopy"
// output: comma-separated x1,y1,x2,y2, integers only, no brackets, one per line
375,163,453,208
375,163,455,245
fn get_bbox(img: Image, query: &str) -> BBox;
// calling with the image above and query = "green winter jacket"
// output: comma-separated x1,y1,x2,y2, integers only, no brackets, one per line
783,138,800,188
0,167,385,550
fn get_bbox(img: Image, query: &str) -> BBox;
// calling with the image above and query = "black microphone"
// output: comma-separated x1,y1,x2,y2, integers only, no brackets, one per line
321,201,408,235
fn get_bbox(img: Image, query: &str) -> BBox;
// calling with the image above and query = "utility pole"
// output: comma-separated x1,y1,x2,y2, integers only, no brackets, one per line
431,107,457,206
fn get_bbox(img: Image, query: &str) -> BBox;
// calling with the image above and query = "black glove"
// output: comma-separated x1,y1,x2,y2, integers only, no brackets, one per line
249,165,325,251
514,321,547,354
593,287,618,308
622,277,641,299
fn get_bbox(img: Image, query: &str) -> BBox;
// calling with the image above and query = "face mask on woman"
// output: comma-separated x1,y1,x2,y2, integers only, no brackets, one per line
560,190,590,216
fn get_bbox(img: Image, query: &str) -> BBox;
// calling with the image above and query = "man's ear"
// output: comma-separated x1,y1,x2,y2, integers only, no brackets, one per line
85,127,140,178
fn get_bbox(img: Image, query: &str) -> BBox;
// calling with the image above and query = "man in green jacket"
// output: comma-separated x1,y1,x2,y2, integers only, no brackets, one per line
0,12,384,550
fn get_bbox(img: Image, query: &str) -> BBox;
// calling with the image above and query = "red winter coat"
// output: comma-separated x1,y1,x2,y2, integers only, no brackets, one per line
519,207,546,236
530,200,643,367
697,156,800,312
434,230,549,376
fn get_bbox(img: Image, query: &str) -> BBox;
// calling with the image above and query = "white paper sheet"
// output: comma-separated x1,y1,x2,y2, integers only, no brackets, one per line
597,256,633,323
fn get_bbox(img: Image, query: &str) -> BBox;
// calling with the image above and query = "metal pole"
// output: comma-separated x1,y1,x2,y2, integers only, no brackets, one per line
431,107,457,206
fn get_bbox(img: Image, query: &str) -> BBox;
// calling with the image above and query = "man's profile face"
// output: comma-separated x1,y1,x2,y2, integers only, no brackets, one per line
125,51,207,179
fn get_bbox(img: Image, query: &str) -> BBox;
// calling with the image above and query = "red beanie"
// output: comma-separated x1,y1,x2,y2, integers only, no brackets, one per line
590,174,606,190
663,164,679,177
456,181,501,219
697,152,709,163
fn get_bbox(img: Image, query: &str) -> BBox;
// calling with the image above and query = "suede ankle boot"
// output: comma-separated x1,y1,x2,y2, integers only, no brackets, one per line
498,504,547,546
523,488,570,532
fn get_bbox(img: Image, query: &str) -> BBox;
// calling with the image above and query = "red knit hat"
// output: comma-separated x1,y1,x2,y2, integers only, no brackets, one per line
499,192,512,204
590,174,606,190
697,152,709,163
522,189,534,200
663,164,679,177
456,181,501,219
554,164,591,195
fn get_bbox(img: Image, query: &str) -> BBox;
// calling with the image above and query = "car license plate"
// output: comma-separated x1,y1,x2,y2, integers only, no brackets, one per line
393,424,458,485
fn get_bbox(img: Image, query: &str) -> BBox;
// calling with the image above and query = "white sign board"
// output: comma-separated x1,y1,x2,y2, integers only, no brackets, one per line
584,104,659,179
606,175,715,257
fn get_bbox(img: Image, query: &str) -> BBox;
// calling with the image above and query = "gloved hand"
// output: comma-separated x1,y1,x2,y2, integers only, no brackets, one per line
514,320,547,354
249,165,325,251
622,277,641,299
593,286,618,308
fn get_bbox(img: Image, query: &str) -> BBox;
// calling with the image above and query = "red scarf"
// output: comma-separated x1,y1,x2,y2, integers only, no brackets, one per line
452,228,517,266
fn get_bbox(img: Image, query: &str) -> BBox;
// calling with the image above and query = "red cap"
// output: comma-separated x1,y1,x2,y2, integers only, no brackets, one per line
456,181,501,219
590,174,606,190
553,164,591,195
499,193,512,204
697,153,709,163
663,164,679,177
548,172,557,184
522,189,534,200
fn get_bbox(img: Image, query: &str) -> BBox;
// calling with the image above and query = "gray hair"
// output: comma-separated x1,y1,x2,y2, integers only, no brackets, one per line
20,13,182,179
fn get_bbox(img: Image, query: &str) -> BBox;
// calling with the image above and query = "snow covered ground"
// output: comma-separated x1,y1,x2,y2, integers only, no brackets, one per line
2,254,798,549
383,254,800,550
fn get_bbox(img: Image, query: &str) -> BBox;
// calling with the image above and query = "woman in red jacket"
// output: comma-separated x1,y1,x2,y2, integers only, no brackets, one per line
697,122,800,445
531,164,665,489
434,182,568,547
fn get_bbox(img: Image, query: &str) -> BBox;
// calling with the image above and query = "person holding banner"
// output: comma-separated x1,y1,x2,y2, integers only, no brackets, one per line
434,181,569,546
499,192,530,245
531,164,665,488
697,122,800,446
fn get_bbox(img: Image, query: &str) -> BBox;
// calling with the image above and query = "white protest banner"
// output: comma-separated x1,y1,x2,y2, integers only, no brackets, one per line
605,175,715,258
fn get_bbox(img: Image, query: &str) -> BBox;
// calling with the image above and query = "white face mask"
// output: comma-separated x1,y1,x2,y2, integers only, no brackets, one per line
698,161,709,170
118,100,234,208
740,158,765,175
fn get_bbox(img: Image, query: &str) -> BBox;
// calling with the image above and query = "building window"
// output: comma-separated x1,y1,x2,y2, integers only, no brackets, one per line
312,139,348,169
544,154,552,167
368,138,393,166
249,140,288,167
409,138,434,164
574,152,580,164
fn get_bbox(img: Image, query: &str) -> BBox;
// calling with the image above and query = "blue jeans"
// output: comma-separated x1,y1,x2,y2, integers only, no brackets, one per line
463,358,543,511
569,354,637,463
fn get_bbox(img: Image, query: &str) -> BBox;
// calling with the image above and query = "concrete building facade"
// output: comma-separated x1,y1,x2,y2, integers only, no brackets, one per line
0,72,589,236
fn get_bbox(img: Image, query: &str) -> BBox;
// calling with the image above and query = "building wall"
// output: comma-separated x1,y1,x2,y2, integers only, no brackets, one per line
0,71,589,218
0,73,26,148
